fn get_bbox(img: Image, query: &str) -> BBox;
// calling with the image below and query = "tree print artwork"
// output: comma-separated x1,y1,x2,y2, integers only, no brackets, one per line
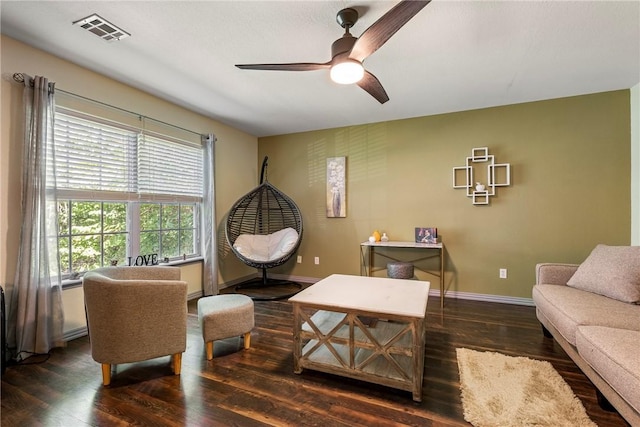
326,157,346,218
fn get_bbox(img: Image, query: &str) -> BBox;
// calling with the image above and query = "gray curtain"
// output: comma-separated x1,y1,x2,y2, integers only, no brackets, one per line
202,133,218,295
7,74,64,361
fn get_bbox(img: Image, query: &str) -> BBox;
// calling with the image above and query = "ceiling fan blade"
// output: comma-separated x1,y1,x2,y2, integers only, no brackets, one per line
236,63,330,72
357,70,389,104
349,0,430,62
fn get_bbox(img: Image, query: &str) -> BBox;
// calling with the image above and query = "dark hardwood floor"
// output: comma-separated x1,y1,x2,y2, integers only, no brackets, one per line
1,289,629,426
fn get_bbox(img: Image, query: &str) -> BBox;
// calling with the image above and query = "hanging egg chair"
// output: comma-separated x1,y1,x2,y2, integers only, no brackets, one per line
225,156,303,300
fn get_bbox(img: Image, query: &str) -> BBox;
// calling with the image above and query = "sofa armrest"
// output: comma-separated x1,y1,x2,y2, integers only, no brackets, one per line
535,263,579,285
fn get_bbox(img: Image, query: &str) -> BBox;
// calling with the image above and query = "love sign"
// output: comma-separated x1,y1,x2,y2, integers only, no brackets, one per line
127,253,159,266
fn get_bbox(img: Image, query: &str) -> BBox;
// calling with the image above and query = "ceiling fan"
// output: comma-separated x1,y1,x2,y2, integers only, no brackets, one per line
235,0,431,104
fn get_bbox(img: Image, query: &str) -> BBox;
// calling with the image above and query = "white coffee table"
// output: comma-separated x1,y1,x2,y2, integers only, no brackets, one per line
289,274,430,401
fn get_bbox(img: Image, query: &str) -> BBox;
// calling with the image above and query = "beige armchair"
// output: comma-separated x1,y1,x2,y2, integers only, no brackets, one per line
83,266,187,386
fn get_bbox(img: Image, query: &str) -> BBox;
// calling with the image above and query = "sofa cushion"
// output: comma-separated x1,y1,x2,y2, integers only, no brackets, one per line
567,244,640,304
532,284,640,346
576,326,640,414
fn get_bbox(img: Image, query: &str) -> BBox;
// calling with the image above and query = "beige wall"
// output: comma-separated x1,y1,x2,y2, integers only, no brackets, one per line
259,90,631,301
1,35,258,336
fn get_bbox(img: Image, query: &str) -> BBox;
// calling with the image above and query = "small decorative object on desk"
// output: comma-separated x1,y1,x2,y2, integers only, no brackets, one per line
372,230,381,242
475,182,485,191
381,232,389,242
415,227,437,244
368,236,376,243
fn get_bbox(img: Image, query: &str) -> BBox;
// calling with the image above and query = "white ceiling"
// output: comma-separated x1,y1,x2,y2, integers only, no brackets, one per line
2,1,639,137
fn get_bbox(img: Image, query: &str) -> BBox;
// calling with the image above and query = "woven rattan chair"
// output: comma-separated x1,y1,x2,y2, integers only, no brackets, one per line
226,157,303,299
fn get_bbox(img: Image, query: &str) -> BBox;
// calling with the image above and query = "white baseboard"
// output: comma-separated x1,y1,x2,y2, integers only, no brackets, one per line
266,273,320,284
429,289,534,306
188,290,204,301
63,326,87,342
266,273,535,306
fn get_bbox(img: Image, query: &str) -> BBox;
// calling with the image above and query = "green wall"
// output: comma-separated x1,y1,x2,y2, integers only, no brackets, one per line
258,91,631,301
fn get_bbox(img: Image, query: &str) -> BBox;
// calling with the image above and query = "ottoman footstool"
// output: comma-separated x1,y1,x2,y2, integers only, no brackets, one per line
197,294,255,360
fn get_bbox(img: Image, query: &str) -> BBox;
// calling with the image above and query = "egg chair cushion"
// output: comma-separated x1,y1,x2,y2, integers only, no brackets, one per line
233,227,299,263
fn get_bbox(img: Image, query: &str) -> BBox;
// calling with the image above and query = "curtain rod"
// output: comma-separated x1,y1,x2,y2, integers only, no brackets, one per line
13,72,202,137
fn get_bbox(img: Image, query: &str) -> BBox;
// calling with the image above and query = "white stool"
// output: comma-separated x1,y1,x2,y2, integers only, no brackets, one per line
197,294,254,360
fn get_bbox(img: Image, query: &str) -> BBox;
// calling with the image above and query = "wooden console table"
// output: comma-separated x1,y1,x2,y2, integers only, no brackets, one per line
360,241,445,309
290,274,430,401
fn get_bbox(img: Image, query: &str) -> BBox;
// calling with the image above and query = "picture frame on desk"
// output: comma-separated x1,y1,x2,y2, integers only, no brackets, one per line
415,227,437,244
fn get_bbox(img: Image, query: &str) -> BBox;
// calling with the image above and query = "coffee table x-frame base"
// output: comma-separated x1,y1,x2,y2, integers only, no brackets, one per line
290,274,430,402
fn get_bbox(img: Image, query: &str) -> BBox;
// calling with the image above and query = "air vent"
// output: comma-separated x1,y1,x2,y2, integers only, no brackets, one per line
73,14,130,42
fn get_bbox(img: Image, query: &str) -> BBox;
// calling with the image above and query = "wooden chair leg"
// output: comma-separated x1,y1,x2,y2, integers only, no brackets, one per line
206,341,214,360
172,353,182,375
101,363,111,386
243,332,251,350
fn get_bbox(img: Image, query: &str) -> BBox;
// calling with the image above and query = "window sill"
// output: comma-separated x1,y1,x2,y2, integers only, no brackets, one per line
61,279,83,290
162,256,204,267
60,257,204,290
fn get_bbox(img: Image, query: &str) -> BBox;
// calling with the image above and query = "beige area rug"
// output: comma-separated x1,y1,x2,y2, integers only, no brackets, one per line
456,348,596,427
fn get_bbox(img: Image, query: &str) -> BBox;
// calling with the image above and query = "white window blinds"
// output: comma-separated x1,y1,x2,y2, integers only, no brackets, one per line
138,134,203,198
52,111,203,201
53,113,137,193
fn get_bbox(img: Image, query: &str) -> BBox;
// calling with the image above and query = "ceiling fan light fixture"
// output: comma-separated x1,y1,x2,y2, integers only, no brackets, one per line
330,60,364,85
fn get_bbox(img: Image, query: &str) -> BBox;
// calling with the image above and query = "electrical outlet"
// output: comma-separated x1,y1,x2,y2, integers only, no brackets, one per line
314,257,320,265
499,268,507,279
297,255,302,264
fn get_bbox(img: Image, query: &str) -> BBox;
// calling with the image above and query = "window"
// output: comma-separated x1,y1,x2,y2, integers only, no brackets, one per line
52,109,203,279
138,202,198,261
58,201,128,275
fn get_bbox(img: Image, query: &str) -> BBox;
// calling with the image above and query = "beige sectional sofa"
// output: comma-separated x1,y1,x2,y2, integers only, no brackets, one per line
532,245,640,426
